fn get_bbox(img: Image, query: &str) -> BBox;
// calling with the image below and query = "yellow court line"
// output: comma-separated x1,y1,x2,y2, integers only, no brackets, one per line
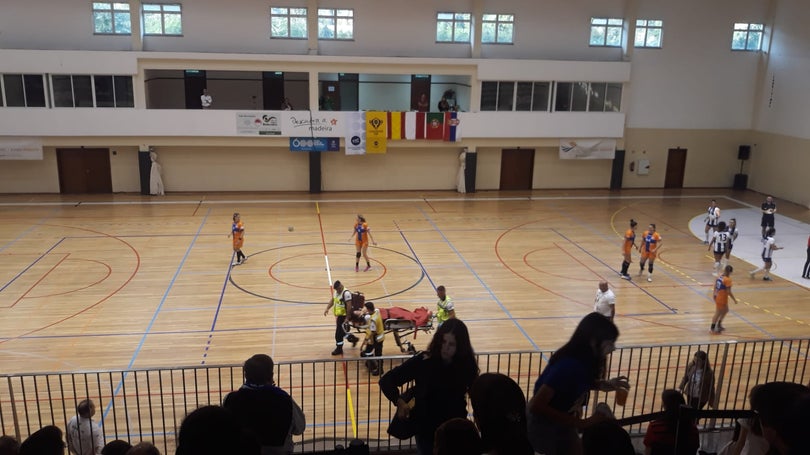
347,388,358,439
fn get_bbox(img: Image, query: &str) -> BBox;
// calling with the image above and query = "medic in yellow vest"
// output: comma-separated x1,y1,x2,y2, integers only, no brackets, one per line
434,285,456,326
358,301,385,376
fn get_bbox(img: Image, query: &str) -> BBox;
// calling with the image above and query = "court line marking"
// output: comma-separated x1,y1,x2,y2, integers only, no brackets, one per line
0,239,64,293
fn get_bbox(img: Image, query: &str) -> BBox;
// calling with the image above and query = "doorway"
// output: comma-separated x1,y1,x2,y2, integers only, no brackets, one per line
57,148,113,194
664,148,687,189
320,81,340,110
610,149,625,190
184,69,207,109
410,75,431,111
499,148,534,190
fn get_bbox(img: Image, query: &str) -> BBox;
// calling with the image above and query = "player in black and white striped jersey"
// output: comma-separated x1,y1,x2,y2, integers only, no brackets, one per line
750,227,783,281
708,221,730,276
724,218,739,269
704,199,720,244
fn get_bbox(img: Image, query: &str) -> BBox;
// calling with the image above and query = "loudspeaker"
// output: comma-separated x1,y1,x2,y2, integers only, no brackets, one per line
738,145,751,161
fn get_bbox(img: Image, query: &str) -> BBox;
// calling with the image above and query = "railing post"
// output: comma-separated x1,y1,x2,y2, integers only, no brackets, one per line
710,341,733,429
6,376,21,442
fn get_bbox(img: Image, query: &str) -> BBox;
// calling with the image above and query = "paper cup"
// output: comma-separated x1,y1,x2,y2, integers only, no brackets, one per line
616,387,629,406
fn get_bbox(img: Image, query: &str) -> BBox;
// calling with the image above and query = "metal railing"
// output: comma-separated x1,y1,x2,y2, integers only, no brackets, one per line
1,338,808,453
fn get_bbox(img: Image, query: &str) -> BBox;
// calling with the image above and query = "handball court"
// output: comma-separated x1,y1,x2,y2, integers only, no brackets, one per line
1,188,809,375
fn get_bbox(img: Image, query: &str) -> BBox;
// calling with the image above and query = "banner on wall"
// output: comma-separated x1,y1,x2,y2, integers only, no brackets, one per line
0,137,43,160
281,112,343,137
345,112,366,155
288,137,340,152
236,112,282,135
559,139,616,159
365,111,387,154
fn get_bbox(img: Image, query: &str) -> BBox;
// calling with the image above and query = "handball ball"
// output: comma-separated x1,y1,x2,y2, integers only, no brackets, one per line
288,226,294,232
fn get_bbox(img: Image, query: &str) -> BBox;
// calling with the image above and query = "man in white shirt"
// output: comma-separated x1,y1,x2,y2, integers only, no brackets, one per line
66,399,104,455
200,88,212,109
593,281,616,320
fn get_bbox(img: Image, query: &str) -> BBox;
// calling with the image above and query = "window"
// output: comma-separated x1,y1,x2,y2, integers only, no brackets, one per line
731,23,764,51
270,7,307,38
2,74,46,107
634,19,662,48
52,75,93,107
554,82,622,112
318,9,353,40
142,3,182,35
482,14,514,44
481,81,551,112
436,12,471,43
92,2,131,34
92,75,134,108
590,17,623,47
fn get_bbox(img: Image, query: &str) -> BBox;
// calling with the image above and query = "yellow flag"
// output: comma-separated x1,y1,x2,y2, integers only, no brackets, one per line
366,111,387,154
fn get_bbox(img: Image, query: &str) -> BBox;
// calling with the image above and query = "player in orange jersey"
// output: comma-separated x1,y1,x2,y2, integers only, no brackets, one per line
638,223,662,282
711,265,738,333
349,214,377,272
228,212,247,266
619,219,639,280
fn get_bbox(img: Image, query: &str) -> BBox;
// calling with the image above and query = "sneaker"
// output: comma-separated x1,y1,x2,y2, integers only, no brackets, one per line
703,240,709,245
355,265,359,272
331,346,343,356
363,265,371,272
232,261,240,266
749,271,756,278
647,277,653,282
710,328,720,335
763,276,772,281
370,369,381,376
620,274,632,281
718,325,726,332
638,269,643,277
240,256,247,264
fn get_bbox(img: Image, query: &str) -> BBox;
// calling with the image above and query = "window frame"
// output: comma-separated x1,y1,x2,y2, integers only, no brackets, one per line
317,8,354,40
589,17,624,47
436,12,472,43
481,13,515,44
270,7,308,39
553,81,623,112
634,19,663,48
1,74,47,108
92,2,132,35
731,22,764,51
142,3,183,36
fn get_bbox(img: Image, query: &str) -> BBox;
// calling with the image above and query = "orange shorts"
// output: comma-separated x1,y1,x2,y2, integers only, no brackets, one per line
355,240,368,249
233,237,244,250
640,251,657,261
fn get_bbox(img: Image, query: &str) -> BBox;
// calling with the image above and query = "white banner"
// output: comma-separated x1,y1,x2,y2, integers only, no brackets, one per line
344,112,366,155
236,112,282,135
559,139,616,159
0,137,43,160
281,112,344,137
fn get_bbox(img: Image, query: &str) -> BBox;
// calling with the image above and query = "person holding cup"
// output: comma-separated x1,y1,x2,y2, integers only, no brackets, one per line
527,312,630,455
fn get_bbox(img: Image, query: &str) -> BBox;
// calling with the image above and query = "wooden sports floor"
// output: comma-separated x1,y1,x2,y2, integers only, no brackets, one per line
1,189,809,375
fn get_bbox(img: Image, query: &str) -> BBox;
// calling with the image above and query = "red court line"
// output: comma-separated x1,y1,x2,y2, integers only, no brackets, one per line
9,253,70,308
26,259,112,299
0,224,141,345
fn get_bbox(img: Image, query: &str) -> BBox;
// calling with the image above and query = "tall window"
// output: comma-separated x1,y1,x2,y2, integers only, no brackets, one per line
270,7,307,38
481,81,550,112
92,2,132,34
318,9,353,40
1,74,47,107
142,3,183,36
634,19,662,48
731,23,764,51
590,17,623,47
482,14,514,44
49,75,133,108
436,12,471,43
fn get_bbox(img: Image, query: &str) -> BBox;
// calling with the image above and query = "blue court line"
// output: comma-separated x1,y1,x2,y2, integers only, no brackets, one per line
418,207,541,351
200,251,237,364
0,239,64,293
0,207,58,253
102,208,211,420
550,228,678,314
392,219,435,290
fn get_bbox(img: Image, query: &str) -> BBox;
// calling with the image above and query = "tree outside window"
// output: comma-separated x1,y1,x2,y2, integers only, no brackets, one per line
271,7,307,38
482,14,514,44
436,12,471,43
634,19,662,48
143,3,183,36
318,9,353,40
731,23,763,51
93,2,131,34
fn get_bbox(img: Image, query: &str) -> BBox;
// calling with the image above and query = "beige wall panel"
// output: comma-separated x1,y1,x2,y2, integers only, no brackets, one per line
110,147,141,193
475,148,502,190
533,147,611,189
0,149,59,193
749,131,810,208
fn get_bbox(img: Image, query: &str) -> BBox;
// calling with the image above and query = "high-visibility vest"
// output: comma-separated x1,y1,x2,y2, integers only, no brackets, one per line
333,289,349,316
436,296,453,323
370,309,385,342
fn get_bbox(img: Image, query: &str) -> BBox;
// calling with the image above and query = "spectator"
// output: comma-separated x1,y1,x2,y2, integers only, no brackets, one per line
176,405,258,455
749,382,810,455
643,389,699,455
223,354,305,454
582,419,635,455
433,418,481,455
19,425,65,455
200,89,212,109
280,97,293,110
527,313,630,455
718,384,770,455
125,442,159,455
416,93,429,112
379,318,479,455
437,97,451,112
593,280,616,320
100,440,131,455
470,373,533,455
679,350,715,410
66,399,105,455
0,435,20,455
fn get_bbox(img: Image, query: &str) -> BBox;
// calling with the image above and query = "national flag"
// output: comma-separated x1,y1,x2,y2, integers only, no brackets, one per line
366,111,387,154
387,112,404,140
443,112,461,142
426,112,444,140
415,112,426,139
405,112,418,140
345,111,366,155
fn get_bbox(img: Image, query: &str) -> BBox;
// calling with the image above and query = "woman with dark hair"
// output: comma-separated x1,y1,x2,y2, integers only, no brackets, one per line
643,389,699,455
619,219,638,280
527,312,630,455
379,318,479,455
471,373,533,455
679,350,715,410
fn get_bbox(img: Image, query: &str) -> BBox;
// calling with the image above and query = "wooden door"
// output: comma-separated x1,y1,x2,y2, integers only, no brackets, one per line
57,148,112,194
499,148,534,190
664,148,687,189
410,75,431,111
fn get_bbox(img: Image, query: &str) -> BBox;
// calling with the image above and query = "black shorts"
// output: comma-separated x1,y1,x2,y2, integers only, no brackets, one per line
761,215,774,227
